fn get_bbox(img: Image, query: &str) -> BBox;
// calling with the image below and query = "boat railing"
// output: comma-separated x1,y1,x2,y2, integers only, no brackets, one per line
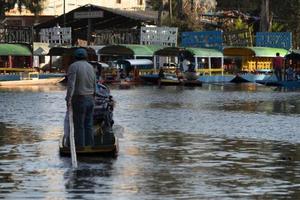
20,72,39,80
196,68,224,76
0,68,35,75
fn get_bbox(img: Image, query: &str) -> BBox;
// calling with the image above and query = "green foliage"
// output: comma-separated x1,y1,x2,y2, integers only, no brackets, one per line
161,15,203,32
0,0,45,18
149,0,300,47
234,17,248,30
271,22,285,32
216,0,261,13
0,0,15,18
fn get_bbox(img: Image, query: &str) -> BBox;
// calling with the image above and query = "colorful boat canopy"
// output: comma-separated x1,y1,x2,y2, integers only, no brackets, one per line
0,44,32,56
98,44,164,57
186,47,223,57
224,47,289,57
154,47,188,56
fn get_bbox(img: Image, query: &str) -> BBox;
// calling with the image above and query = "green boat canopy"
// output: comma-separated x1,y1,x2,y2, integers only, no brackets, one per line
154,47,188,56
98,44,163,57
154,47,223,59
0,44,32,56
187,47,223,57
224,47,289,57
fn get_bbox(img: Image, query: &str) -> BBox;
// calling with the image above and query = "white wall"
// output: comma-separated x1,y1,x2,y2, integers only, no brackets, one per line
43,0,146,16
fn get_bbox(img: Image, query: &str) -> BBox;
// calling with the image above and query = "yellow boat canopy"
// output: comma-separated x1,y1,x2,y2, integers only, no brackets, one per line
224,47,289,57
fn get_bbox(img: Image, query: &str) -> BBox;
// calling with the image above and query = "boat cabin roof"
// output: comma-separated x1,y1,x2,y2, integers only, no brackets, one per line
223,47,289,57
117,59,153,66
98,44,163,57
0,44,31,56
187,47,223,58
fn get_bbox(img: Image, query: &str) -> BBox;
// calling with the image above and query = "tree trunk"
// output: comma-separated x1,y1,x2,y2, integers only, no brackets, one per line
177,0,183,19
169,0,173,22
260,0,270,32
158,0,164,26
190,0,194,12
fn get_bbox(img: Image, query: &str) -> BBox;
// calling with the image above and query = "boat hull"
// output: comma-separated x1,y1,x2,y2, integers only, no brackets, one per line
198,75,235,83
182,80,202,87
59,135,119,157
232,73,276,83
0,77,64,86
256,80,300,88
140,74,159,84
159,78,181,86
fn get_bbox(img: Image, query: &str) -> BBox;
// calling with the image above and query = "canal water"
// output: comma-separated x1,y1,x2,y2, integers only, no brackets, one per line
0,83,299,199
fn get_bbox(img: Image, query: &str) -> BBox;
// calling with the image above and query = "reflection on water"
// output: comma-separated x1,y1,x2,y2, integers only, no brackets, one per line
0,84,300,199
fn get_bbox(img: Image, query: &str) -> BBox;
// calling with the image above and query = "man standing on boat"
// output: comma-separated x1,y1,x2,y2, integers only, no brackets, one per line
65,48,96,147
273,52,285,81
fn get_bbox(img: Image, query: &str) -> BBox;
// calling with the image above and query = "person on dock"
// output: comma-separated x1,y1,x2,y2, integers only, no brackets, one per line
273,52,285,81
65,48,96,147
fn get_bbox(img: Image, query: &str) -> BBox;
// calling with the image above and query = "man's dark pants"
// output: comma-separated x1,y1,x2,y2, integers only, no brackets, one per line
274,68,282,81
72,95,94,146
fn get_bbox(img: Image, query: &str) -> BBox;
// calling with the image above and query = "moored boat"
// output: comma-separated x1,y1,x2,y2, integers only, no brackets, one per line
256,79,300,88
0,72,64,86
182,79,202,87
224,47,289,83
0,77,64,86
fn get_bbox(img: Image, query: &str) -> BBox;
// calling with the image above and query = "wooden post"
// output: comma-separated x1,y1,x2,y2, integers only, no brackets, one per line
208,57,211,76
8,56,12,68
87,6,92,45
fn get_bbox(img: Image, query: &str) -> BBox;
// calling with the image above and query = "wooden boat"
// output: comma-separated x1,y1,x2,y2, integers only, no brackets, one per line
159,78,181,86
59,133,119,157
256,79,300,88
182,79,202,87
0,76,64,86
60,83,119,157
231,70,276,83
140,74,159,84
223,47,289,83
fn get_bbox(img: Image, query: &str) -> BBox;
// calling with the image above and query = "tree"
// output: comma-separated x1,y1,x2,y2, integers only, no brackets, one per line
0,1,15,19
260,0,271,31
21,0,46,24
157,0,165,26
0,0,45,23
278,0,300,48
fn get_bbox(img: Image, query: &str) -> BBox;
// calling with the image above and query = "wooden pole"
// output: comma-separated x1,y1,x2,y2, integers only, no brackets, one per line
68,107,78,168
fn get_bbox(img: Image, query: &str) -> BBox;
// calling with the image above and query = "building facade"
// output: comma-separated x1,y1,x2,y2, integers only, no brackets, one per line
43,0,146,16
